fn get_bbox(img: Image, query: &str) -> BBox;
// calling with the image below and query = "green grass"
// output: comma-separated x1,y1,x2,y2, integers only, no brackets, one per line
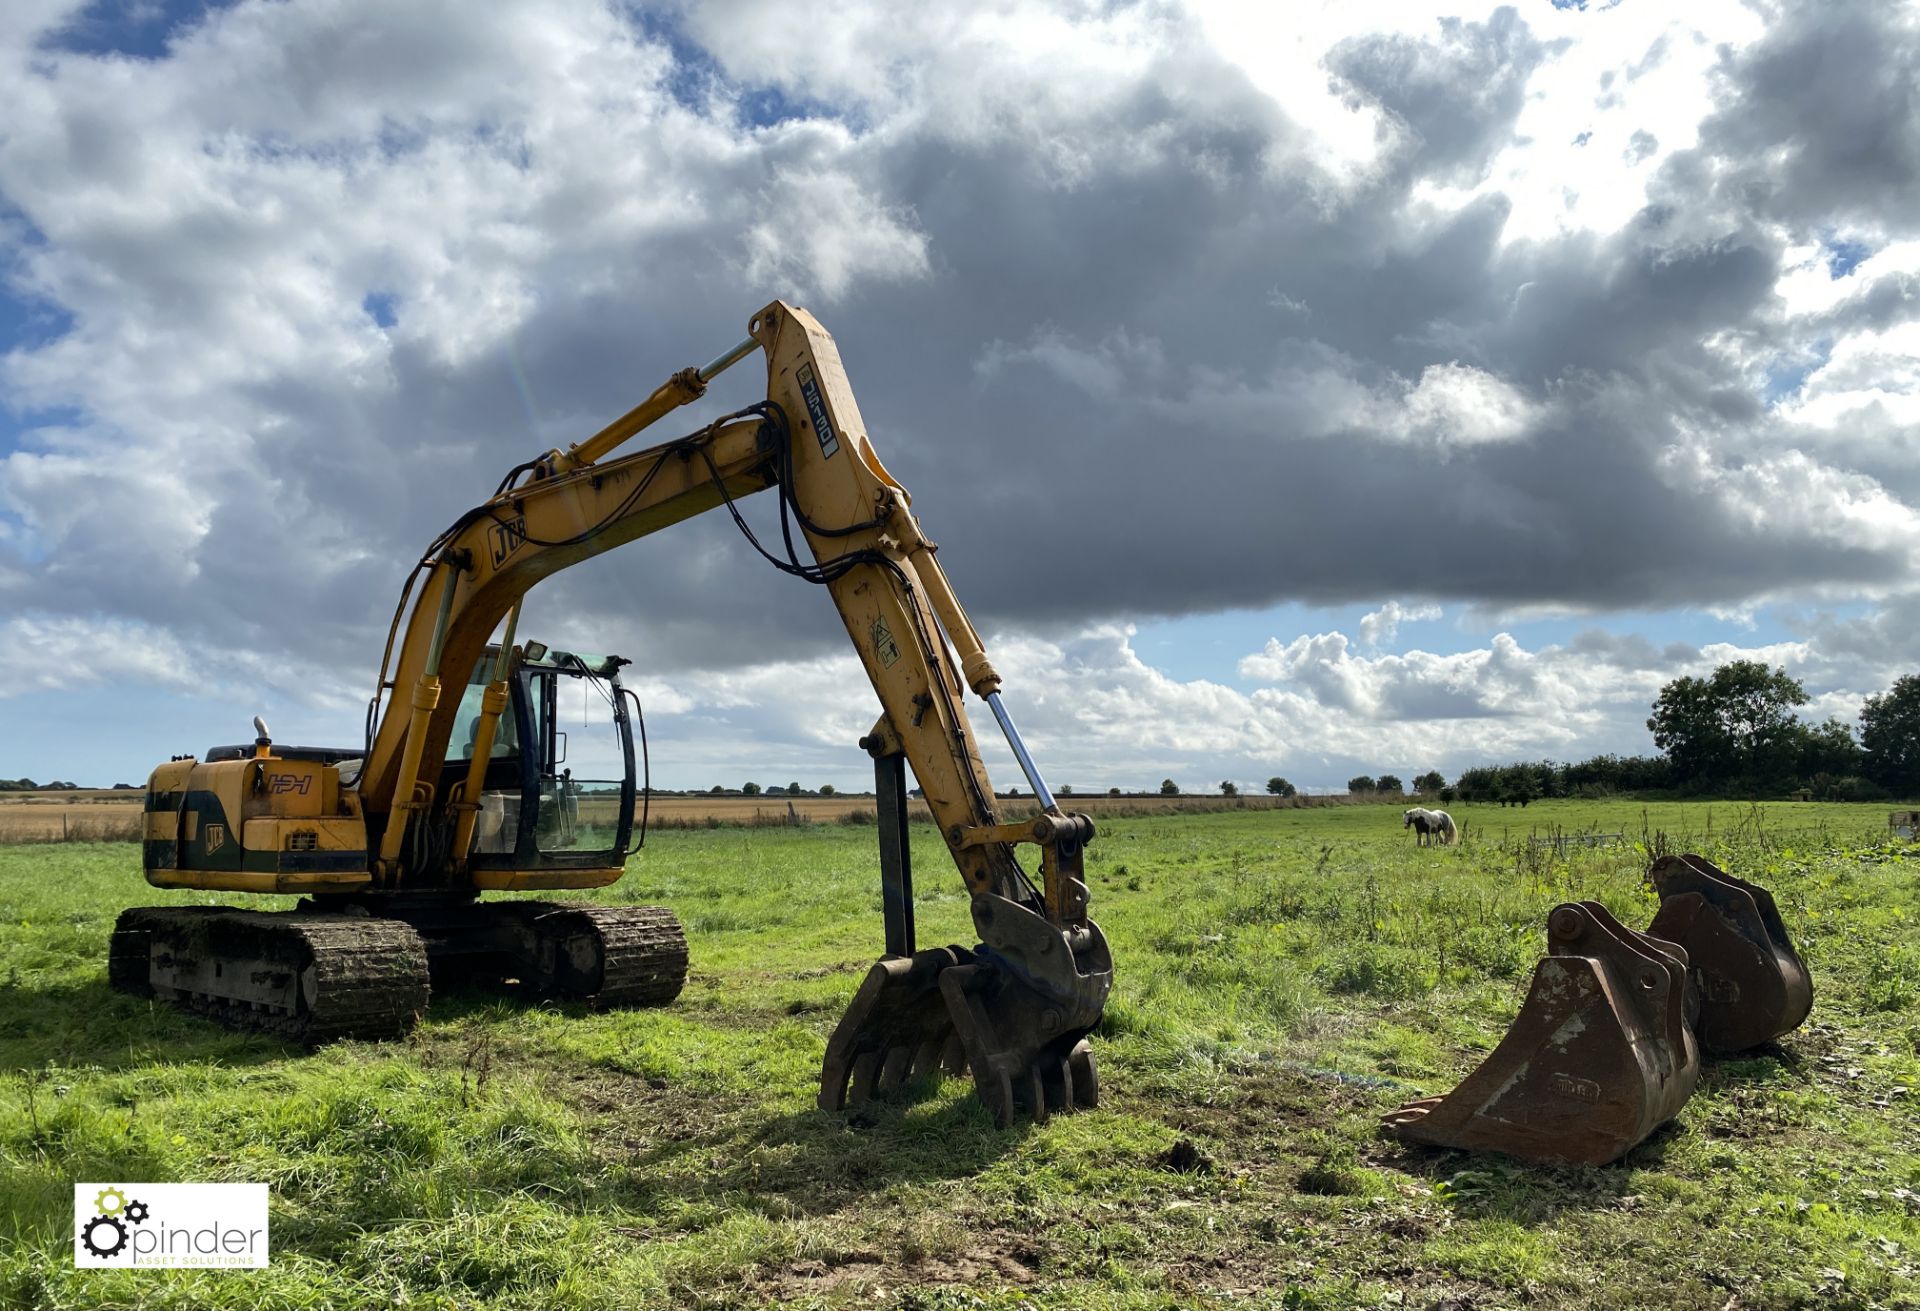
2,799,1917,1309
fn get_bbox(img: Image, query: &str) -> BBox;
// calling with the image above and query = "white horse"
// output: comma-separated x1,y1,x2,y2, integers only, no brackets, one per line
1404,807,1458,847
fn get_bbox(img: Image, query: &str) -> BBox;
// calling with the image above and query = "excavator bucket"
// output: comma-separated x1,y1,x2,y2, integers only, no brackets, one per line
820,894,1112,1125
1646,854,1812,1054
1384,901,1700,1165
820,947,971,1110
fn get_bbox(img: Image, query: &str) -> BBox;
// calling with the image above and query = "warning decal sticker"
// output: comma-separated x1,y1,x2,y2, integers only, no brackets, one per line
870,617,901,667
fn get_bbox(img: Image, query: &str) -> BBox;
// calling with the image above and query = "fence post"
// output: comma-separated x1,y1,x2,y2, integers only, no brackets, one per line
63,813,69,841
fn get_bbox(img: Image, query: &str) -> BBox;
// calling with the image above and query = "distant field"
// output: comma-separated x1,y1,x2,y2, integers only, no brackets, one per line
2,799,1916,1309
0,795,143,842
0,789,1324,844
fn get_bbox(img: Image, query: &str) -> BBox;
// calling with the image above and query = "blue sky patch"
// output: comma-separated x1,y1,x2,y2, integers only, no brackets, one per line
363,292,400,329
0,254,79,453
618,3,828,130
0,288,72,357
0,203,73,358
1824,235,1873,279
38,0,237,61
1763,338,1831,405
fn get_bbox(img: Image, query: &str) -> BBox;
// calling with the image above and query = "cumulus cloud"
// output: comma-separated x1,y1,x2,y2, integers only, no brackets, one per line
1394,362,1537,447
2,0,1919,784
961,613,1890,792
1328,6,1558,188
0,610,364,710
985,333,1538,452
989,613,1892,790
1359,601,1444,648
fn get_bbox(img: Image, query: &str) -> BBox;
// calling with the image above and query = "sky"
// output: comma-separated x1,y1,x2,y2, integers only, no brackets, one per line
2,0,1918,793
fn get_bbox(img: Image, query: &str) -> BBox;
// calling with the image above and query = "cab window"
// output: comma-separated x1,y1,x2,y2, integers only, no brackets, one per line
448,681,520,761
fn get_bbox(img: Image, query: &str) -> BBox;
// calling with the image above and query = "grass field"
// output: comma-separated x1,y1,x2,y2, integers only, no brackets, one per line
0,791,1311,844
2,800,1917,1310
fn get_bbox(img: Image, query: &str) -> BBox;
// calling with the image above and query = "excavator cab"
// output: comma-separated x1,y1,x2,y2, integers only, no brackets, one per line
191,641,642,882
444,645,639,872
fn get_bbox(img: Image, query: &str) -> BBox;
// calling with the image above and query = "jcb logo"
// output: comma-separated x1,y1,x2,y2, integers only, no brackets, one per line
489,516,527,568
268,775,312,796
204,824,226,855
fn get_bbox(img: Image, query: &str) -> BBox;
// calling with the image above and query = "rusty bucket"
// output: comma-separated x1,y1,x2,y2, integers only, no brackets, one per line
1646,854,1813,1055
1384,901,1701,1166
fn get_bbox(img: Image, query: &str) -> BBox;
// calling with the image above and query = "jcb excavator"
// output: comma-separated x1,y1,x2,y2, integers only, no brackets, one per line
112,301,1112,1123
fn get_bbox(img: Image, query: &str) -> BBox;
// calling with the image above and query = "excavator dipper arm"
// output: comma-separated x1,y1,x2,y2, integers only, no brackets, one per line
359,300,1110,1121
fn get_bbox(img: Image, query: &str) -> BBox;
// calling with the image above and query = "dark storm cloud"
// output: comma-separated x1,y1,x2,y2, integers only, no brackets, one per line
1329,7,1560,186
1682,0,1920,233
3,0,1918,698
1567,630,1697,671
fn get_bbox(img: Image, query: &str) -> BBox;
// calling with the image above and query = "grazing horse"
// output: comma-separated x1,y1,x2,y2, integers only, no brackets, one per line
1404,807,1458,847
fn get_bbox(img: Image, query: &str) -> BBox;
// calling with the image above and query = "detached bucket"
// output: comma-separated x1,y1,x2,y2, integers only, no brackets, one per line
1646,854,1812,1055
1385,902,1700,1166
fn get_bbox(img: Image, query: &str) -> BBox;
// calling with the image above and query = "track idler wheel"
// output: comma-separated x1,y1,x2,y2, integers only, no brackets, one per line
530,904,688,1008
1384,901,1701,1165
1646,854,1812,1054
819,895,1113,1125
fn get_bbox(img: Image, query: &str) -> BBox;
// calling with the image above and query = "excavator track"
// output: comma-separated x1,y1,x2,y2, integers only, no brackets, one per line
109,907,431,1043
550,904,688,1007
111,899,688,1041
484,902,689,1007
298,896,690,1010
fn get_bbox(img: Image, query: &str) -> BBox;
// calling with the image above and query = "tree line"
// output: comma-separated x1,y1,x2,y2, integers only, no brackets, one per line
1347,662,1920,805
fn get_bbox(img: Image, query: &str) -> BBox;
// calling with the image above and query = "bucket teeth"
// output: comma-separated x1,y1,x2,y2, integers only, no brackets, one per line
1646,854,1813,1055
937,962,1101,1124
819,947,971,1113
1385,901,1701,1166
818,945,1104,1124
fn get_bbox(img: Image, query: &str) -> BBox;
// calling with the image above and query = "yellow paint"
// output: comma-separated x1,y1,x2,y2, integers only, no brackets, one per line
145,868,371,894
470,866,624,892
242,816,366,854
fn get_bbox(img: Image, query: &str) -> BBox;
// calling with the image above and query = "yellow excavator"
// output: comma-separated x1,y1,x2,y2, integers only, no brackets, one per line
112,301,1112,1123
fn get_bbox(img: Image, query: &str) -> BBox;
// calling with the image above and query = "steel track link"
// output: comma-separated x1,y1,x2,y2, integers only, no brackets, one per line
523,903,689,1007
110,906,431,1043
